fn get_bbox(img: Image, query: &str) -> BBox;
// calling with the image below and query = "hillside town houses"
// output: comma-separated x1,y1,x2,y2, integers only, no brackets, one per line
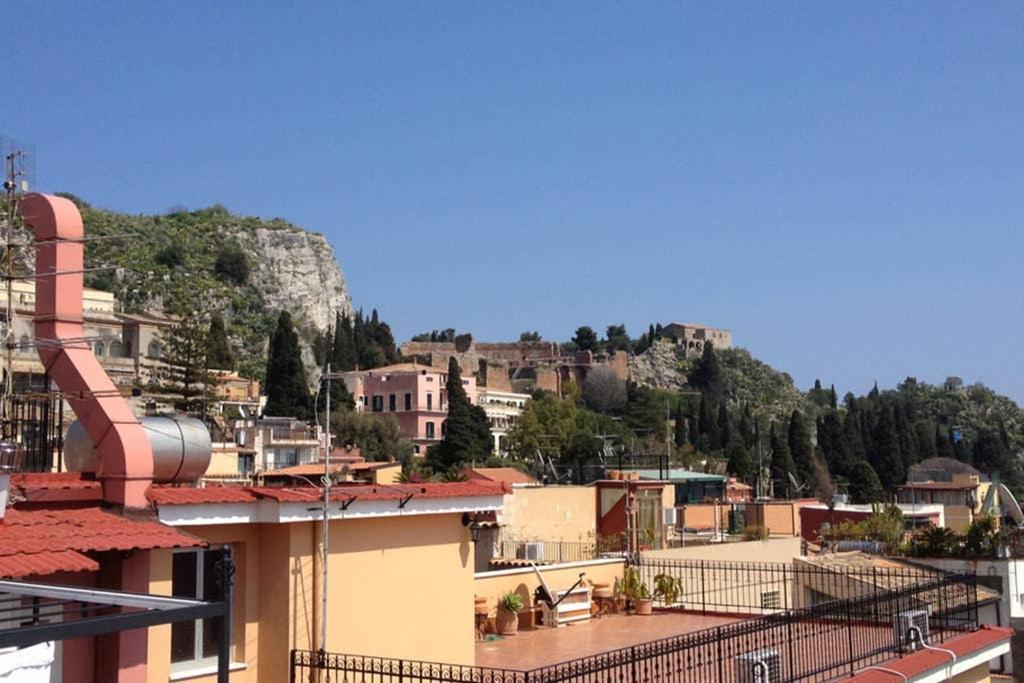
0,193,1014,683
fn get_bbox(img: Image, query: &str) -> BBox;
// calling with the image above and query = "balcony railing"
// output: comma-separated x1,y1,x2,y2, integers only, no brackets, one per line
292,563,978,683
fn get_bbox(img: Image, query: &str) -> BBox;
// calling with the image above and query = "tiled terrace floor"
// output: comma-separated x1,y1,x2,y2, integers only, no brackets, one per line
475,611,740,669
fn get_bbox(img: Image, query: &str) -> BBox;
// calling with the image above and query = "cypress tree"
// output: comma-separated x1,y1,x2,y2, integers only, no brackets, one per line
893,401,918,468
673,401,687,447
870,408,905,490
726,440,755,483
848,461,884,504
844,411,866,462
718,403,732,450
335,314,356,371
739,405,754,449
690,341,723,401
935,423,954,458
206,313,235,371
648,324,656,345
829,384,838,410
264,311,313,420
426,357,492,473
697,395,721,451
687,415,699,447
820,411,849,478
769,422,796,497
787,410,814,484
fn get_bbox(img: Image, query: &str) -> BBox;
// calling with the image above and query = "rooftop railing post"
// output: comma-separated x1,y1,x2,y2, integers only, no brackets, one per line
786,609,795,681
215,546,235,683
716,626,724,682
289,649,296,683
700,561,707,615
845,598,855,675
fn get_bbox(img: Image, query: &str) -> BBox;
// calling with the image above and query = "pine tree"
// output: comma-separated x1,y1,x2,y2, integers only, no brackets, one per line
205,313,235,371
870,408,905,490
769,422,796,497
426,357,492,472
264,311,313,420
787,410,814,484
155,316,217,416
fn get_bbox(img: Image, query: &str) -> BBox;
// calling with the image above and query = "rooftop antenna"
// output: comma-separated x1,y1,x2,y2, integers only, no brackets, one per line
1,135,35,428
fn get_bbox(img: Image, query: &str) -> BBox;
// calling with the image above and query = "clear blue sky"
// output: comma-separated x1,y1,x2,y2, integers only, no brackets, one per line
4,3,1022,402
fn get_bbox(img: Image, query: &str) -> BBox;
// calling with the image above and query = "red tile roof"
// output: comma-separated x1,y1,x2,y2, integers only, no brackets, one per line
462,467,537,485
846,625,1013,681
148,481,510,505
897,481,977,490
10,472,101,491
0,550,98,579
0,507,204,561
147,486,260,505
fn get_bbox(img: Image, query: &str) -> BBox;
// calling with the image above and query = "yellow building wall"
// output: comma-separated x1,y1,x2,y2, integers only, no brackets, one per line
206,449,241,477
501,486,595,541
473,560,624,617
945,505,974,533
147,524,264,683
324,513,476,665
371,463,402,484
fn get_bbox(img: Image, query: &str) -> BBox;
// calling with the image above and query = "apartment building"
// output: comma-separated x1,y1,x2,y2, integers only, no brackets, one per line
476,388,529,454
341,363,477,454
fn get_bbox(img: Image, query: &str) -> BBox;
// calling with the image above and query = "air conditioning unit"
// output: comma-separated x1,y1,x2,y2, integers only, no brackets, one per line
893,610,929,652
663,508,678,526
518,542,545,562
736,648,781,683
832,493,849,505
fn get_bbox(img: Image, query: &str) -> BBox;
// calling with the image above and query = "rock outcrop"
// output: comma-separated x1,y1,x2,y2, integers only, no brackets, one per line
628,339,686,390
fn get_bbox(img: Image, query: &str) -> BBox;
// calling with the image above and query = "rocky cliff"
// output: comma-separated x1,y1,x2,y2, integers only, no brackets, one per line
51,195,351,382
628,339,686,390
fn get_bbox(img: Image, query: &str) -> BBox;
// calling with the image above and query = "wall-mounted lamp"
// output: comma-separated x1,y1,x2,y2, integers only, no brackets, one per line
462,512,483,543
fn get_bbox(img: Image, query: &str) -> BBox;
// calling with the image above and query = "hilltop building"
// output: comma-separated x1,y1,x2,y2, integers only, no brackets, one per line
659,321,732,355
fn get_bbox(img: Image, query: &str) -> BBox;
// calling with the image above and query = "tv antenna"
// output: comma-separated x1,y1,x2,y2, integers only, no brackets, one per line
1,135,35,425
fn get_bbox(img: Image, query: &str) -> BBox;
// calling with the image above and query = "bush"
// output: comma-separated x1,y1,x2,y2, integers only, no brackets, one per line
215,245,249,284
742,525,769,541
155,243,185,268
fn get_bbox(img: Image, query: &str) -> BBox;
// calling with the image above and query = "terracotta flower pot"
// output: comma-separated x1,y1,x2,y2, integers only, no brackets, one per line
609,470,622,480
475,598,489,616
634,599,653,616
496,609,519,635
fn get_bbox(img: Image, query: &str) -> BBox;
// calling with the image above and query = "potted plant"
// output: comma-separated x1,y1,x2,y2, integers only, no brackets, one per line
653,573,683,607
496,591,524,635
614,566,652,615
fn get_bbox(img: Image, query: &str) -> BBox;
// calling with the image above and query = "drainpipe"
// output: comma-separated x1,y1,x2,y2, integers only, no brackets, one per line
20,194,152,508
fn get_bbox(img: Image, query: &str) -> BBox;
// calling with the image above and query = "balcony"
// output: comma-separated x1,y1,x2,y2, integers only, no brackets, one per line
261,427,318,445
293,558,980,682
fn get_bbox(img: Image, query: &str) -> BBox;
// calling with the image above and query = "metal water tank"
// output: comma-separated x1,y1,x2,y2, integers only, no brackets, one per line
64,416,212,483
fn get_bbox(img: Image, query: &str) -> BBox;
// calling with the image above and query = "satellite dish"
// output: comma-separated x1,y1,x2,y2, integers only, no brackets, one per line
998,483,1024,527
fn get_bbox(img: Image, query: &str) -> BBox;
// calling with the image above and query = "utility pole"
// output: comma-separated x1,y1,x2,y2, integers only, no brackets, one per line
320,362,331,655
3,150,22,424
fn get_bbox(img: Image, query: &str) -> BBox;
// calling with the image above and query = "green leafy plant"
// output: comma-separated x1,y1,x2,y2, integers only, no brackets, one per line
652,573,683,606
498,591,524,614
910,524,959,558
614,566,650,601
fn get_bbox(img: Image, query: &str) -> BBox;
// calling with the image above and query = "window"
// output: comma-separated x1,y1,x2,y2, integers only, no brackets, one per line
404,393,412,411
18,335,29,352
426,393,433,411
238,454,254,476
426,422,435,439
388,394,396,412
93,341,106,357
172,547,232,668
147,341,162,359
109,340,124,358
371,395,383,413
761,590,781,610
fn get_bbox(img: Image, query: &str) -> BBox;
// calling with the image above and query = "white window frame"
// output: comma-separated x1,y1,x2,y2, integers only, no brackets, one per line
170,545,233,675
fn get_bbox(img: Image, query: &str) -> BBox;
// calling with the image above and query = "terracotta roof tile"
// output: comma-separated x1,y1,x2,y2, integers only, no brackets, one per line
147,487,260,505
11,472,102,492
148,481,509,505
0,550,98,579
0,507,205,558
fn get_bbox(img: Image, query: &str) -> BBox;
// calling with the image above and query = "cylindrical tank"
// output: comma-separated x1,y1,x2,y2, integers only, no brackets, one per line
65,416,212,483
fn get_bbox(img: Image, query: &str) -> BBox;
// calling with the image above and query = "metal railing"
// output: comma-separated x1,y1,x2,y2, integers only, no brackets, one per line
292,566,978,683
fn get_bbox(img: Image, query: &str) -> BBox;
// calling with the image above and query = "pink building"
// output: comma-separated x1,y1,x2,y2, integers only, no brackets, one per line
342,363,478,455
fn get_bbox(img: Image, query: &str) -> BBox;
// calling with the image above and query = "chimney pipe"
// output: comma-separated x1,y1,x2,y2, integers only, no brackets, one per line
20,194,153,509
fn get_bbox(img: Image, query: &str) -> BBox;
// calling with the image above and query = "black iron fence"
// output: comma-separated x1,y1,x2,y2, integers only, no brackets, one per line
292,568,978,683
4,396,63,472
632,556,960,616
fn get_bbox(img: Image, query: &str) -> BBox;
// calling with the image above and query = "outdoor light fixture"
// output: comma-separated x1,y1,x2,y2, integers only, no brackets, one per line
462,512,483,543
